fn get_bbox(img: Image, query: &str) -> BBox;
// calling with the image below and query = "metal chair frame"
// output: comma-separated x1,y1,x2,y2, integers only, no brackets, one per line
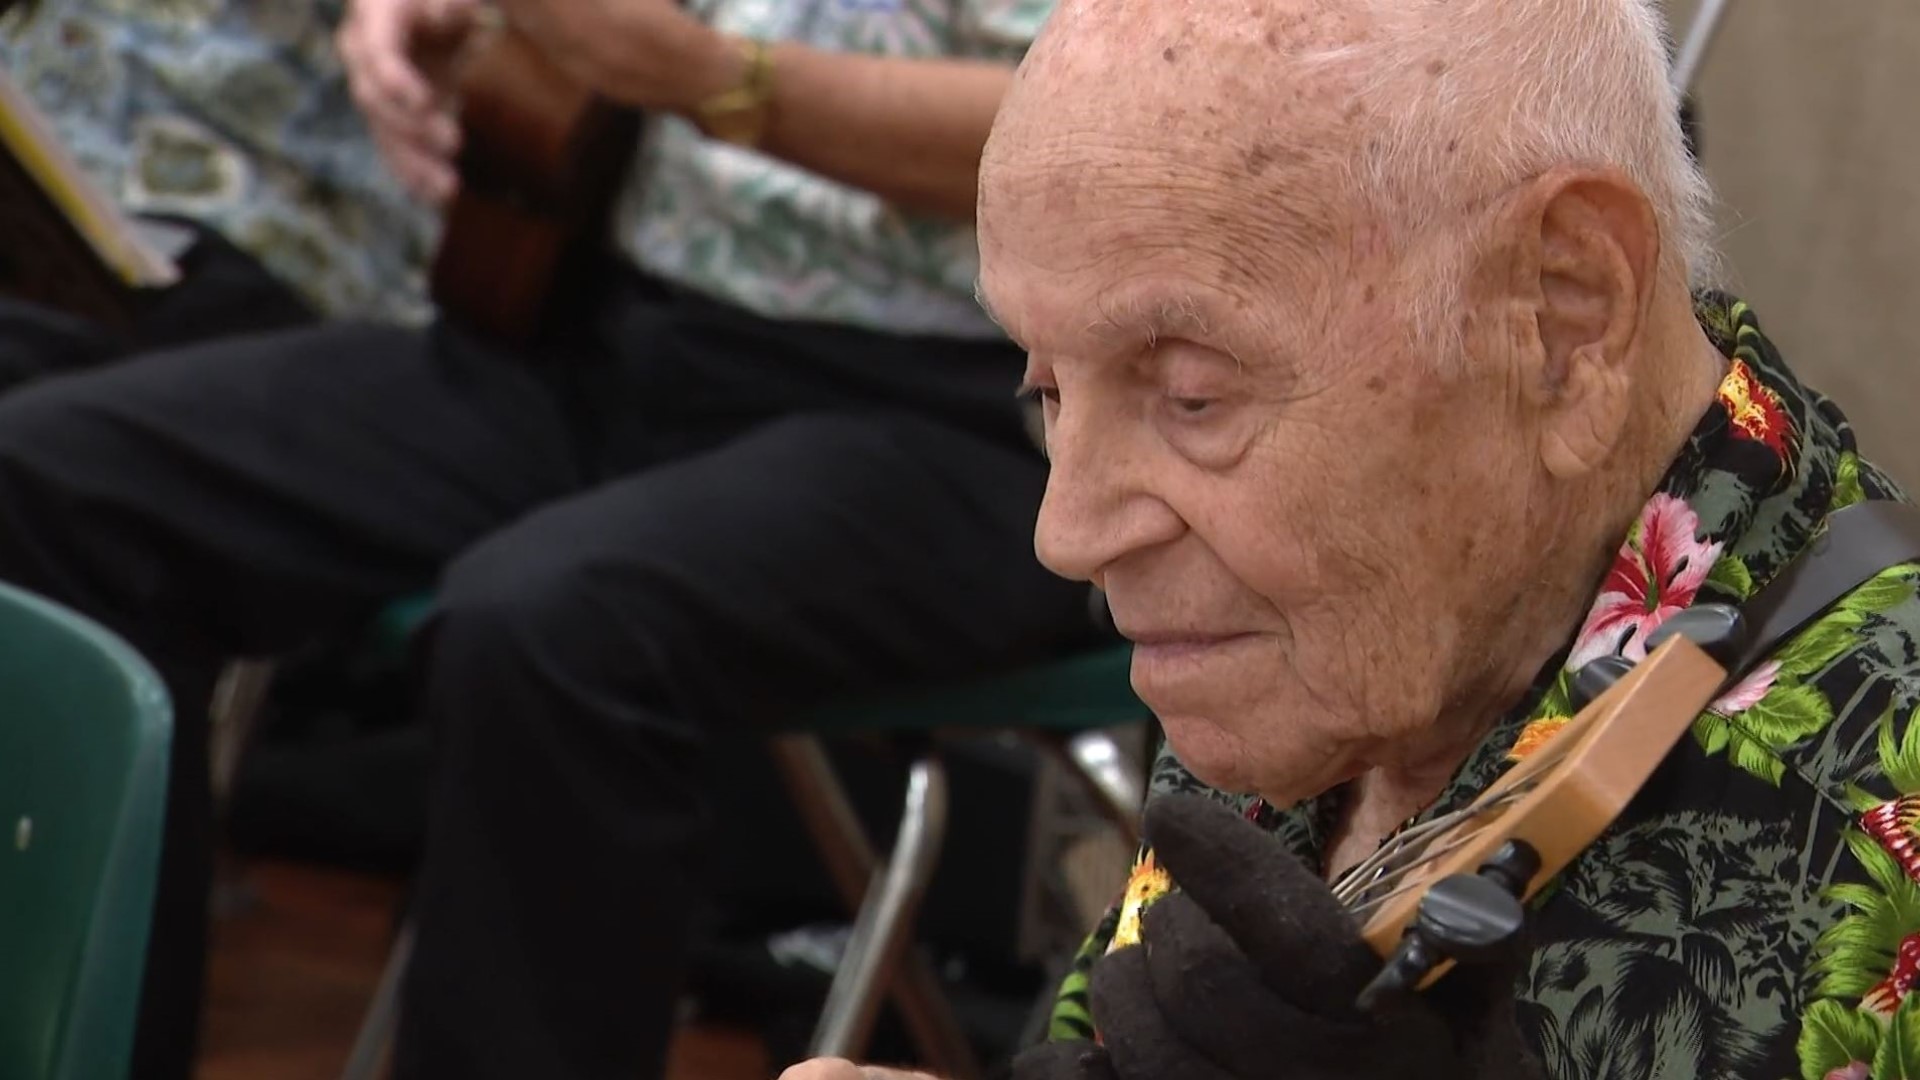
210,659,1143,1080
330,730,1141,1080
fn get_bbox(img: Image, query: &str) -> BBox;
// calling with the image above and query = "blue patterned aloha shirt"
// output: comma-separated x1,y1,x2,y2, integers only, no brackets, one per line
0,0,437,324
618,0,1054,339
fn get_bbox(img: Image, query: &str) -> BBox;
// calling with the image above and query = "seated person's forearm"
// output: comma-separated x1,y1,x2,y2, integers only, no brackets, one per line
751,45,1014,222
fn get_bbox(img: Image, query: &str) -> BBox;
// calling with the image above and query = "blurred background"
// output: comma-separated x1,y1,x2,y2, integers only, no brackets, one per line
0,2,1912,1079
1670,0,1919,488
211,7,1920,1068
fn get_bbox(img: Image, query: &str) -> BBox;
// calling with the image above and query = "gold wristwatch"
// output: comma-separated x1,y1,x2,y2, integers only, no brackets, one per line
693,36,774,148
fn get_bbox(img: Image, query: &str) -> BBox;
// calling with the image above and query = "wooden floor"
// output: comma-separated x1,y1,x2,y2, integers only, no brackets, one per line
198,860,769,1080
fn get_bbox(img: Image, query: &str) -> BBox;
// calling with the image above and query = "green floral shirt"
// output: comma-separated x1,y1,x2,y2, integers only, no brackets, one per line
617,0,1052,340
1052,293,1920,1080
0,0,437,323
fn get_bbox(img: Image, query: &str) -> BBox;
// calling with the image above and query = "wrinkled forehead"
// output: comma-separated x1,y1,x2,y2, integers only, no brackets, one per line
983,0,1371,222
979,0,1374,334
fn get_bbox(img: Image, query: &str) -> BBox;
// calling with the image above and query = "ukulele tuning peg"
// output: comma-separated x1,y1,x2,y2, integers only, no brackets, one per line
1568,654,1635,712
1355,840,1541,1012
1568,603,1750,712
1643,603,1749,669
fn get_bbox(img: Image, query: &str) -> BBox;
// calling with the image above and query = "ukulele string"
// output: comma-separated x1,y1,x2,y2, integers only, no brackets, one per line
1339,810,1499,910
1331,727,1580,912
1335,784,1528,916
1342,787,1534,921
1329,802,1482,906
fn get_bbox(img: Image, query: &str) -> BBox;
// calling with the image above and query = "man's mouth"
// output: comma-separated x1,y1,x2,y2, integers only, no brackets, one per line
1122,629,1258,661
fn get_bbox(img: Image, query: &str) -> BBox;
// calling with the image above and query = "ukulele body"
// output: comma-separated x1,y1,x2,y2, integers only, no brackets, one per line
431,30,641,343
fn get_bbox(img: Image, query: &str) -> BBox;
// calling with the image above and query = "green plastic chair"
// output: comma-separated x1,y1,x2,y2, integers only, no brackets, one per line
0,581,172,1080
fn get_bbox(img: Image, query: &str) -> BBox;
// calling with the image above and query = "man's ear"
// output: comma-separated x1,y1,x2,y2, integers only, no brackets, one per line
1481,166,1661,480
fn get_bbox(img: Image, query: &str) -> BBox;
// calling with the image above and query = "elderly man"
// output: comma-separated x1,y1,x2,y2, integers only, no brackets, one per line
787,0,1920,1078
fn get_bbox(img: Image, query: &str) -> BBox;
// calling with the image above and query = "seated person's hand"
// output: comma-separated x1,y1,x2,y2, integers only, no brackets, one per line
1015,795,1543,1080
338,0,478,203
777,1059,939,1080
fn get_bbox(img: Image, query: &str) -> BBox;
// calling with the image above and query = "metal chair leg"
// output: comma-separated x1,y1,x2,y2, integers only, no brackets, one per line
340,921,415,1080
1033,730,1145,847
769,736,981,1079
1010,728,1144,1051
340,740,977,1078
810,756,948,1060
209,659,278,918
769,735,879,905
210,658,278,811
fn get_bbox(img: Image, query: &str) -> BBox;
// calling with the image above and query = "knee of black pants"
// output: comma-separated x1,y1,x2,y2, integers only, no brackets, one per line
0,372,92,471
0,379,131,606
400,537,710,1080
419,530,707,796
0,299,121,390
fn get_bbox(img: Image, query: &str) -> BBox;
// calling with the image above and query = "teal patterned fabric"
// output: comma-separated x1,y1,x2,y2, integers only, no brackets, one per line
1052,294,1920,1080
0,0,437,323
618,0,1054,340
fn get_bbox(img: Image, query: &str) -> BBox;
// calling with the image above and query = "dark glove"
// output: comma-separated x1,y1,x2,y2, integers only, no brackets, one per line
1015,794,1542,1080
1007,1040,1117,1080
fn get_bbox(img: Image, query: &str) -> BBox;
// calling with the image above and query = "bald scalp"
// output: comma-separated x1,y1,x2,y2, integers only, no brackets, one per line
984,0,1380,281
993,0,1712,294
1023,0,1372,63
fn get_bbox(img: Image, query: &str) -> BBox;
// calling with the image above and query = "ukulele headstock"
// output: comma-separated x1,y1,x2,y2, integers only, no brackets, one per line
1344,627,1732,1000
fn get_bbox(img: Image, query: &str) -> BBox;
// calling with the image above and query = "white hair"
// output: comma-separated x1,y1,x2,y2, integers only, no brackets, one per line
1299,0,1717,349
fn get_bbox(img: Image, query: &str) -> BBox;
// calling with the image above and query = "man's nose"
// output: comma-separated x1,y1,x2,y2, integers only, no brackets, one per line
1033,411,1182,582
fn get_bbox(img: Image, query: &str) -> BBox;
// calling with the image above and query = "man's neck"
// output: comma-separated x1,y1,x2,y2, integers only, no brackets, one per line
1646,292,1733,459
1324,735,1486,881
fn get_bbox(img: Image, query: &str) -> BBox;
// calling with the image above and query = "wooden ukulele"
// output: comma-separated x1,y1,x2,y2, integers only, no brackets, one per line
429,16,642,343
1337,501,1920,1002
1338,625,1730,1002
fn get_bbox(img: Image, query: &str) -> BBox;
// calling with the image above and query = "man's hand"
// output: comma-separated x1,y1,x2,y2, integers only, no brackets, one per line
777,1059,940,1080
338,0,479,203
494,0,741,113
1015,794,1543,1080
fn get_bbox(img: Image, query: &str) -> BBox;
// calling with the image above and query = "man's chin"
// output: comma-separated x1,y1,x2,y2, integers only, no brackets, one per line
1156,711,1342,807
1156,712,1261,795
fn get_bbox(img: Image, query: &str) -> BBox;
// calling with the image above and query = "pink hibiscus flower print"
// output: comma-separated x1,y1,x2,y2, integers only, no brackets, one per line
1710,659,1779,716
1567,493,1724,672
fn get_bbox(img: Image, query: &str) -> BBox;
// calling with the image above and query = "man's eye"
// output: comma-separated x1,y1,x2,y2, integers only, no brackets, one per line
1169,397,1213,415
1023,385,1061,405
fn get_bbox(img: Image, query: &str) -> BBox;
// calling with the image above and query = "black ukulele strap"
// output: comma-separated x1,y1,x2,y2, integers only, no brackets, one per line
1732,500,1920,678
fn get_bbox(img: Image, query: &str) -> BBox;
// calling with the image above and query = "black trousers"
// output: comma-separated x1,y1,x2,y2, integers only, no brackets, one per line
0,219,320,386
0,259,1090,1079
